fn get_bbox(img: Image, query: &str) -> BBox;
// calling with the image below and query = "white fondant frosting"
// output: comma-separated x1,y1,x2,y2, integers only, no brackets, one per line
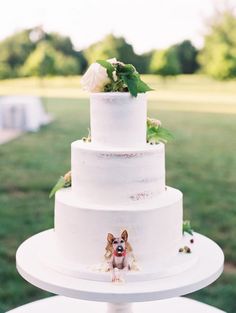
54,187,183,276
90,93,147,147
71,140,165,207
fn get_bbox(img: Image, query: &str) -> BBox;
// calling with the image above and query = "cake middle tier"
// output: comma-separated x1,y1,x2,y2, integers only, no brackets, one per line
71,140,165,207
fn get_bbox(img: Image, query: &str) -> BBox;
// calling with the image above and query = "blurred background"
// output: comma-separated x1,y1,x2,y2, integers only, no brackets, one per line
0,0,236,312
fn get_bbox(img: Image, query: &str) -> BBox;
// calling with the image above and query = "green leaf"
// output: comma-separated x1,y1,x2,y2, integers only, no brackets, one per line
156,127,174,142
147,126,173,144
49,176,66,199
96,59,153,96
121,75,138,97
117,64,136,75
96,60,114,80
183,220,194,235
137,78,154,93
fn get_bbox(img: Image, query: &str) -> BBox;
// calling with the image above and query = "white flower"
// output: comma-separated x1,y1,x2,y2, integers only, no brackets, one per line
81,62,111,92
112,71,118,81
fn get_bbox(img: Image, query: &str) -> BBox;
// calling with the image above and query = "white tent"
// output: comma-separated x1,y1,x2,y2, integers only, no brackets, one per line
0,96,52,132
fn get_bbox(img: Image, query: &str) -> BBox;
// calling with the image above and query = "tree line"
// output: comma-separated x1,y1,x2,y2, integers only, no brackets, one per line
0,10,235,80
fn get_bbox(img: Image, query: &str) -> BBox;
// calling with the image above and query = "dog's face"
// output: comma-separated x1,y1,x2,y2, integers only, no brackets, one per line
107,230,128,256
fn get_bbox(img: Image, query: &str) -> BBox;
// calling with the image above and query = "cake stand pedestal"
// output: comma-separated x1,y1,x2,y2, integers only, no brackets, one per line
6,296,226,313
15,230,224,313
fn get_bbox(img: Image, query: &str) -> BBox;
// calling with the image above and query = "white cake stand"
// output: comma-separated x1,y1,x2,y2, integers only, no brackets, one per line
6,295,226,313
16,229,224,313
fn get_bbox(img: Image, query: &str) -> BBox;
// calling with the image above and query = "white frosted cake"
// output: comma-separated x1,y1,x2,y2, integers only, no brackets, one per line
53,91,185,282
48,59,195,283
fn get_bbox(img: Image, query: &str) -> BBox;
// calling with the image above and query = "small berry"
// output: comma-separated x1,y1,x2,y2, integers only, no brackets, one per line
179,247,184,253
184,246,191,253
190,238,194,244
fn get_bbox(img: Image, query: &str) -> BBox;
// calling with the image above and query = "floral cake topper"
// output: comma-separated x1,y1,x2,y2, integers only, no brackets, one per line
81,58,153,97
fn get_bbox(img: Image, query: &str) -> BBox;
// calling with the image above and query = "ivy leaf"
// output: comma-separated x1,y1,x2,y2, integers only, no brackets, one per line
183,220,194,235
121,75,138,97
96,60,114,80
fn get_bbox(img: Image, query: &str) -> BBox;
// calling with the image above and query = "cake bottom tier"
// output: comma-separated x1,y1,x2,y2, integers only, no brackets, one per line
54,187,184,281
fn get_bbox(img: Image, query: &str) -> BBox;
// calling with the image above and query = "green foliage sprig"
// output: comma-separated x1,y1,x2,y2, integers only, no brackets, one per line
49,171,71,198
97,60,153,97
183,220,194,235
147,117,173,144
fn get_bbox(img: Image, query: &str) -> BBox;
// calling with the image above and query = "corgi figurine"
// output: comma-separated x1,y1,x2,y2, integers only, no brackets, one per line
105,230,132,282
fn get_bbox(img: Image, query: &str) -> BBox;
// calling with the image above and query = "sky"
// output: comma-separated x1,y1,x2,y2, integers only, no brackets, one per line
0,0,236,54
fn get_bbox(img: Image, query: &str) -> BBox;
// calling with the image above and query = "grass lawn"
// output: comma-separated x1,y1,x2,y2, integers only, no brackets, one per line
0,75,236,312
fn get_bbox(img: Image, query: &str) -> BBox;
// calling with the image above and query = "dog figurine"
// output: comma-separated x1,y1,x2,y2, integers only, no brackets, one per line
105,230,132,282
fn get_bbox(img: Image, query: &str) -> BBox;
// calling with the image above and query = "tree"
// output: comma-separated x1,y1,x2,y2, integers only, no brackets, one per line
74,51,88,74
172,40,199,74
199,11,236,80
21,42,80,77
84,34,146,73
35,31,86,74
136,51,153,74
21,42,57,77
149,48,181,76
45,32,75,56
0,62,12,79
55,53,80,76
0,27,85,78
0,29,36,75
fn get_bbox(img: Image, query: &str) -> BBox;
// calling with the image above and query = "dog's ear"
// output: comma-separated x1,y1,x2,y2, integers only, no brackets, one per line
107,233,115,244
121,230,128,242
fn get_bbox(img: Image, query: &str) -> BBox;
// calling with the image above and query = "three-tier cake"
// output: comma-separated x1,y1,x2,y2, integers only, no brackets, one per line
53,92,186,281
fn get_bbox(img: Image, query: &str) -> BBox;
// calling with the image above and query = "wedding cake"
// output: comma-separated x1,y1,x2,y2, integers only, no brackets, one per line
51,59,192,283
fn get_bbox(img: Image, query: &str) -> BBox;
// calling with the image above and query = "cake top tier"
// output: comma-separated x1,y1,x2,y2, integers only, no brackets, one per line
81,58,153,147
90,92,147,147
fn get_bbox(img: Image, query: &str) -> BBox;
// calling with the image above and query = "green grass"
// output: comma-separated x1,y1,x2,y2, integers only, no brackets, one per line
0,75,236,312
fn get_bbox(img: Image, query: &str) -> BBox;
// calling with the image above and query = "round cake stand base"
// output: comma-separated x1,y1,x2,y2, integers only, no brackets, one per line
16,230,224,304
6,296,225,313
